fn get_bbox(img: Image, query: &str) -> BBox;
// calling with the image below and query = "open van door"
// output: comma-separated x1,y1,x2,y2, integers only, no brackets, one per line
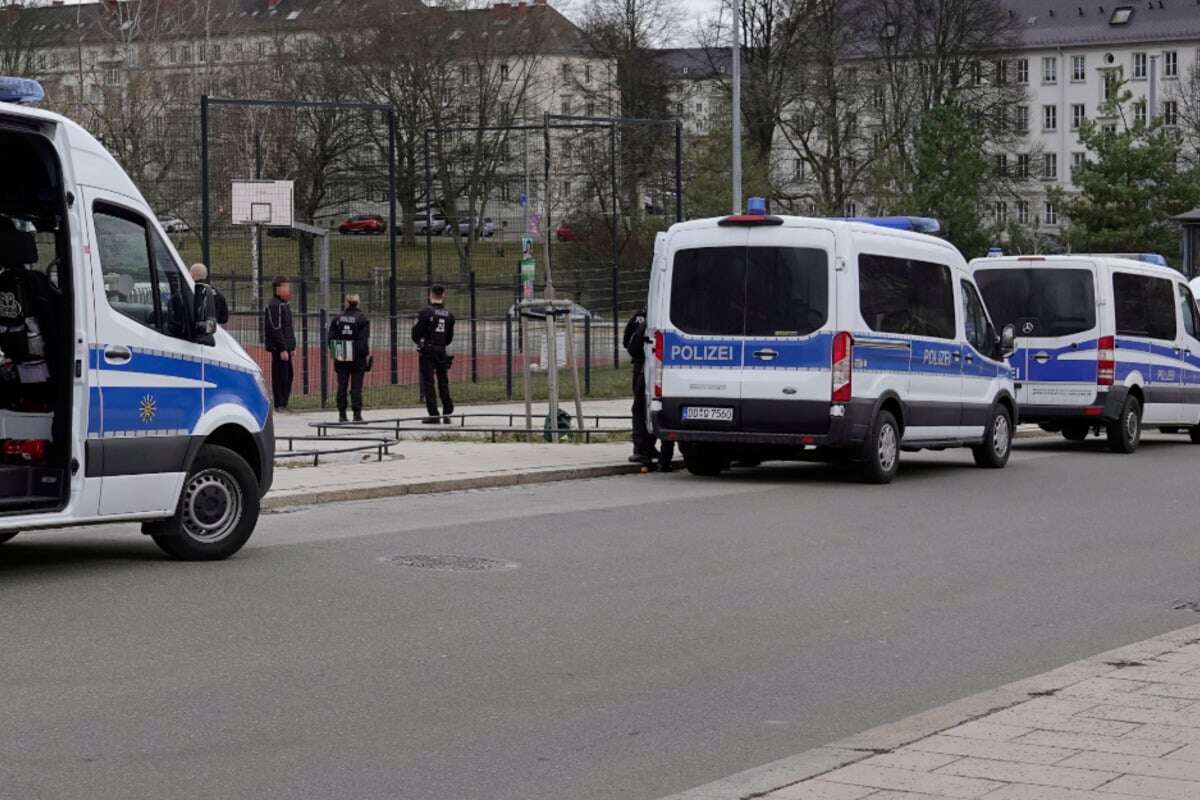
83,187,207,517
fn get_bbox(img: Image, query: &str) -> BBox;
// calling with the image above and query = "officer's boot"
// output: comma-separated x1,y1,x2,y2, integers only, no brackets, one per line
338,410,348,423
353,411,364,423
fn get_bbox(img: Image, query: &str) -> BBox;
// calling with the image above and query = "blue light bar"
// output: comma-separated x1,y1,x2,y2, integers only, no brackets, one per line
746,196,769,216
844,216,941,234
987,247,1004,256
0,76,45,105
1119,253,1168,267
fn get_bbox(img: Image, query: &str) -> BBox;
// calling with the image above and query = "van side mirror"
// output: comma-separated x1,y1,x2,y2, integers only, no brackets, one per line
999,323,1016,357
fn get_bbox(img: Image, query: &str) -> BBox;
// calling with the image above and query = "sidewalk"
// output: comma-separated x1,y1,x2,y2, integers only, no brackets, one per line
661,624,1200,800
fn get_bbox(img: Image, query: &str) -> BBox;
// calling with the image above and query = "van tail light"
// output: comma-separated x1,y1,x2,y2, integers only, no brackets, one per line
1097,335,1115,386
2,439,46,463
653,329,664,399
832,331,853,402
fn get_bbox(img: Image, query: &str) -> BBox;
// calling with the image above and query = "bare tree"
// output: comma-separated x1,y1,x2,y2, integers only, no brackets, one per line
0,5,42,78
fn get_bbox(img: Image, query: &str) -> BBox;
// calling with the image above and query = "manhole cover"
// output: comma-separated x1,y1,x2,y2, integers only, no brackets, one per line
378,554,519,571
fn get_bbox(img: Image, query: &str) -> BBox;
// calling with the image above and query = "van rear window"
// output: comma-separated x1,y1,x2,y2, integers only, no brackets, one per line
669,247,828,337
976,268,1096,337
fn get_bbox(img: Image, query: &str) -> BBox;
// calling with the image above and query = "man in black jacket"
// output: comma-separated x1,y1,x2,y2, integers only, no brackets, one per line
190,263,228,325
263,276,296,411
623,306,658,465
411,284,455,424
329,293,371,423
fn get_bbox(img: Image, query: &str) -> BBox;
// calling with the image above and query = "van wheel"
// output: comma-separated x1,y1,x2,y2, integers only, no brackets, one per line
972,406,1013,468
1106,396,1142,454
0,531,18,544
681,444,728,477
1062,424,1089,442
1189,426,1200,444
859,410,900,484
144,445,260,561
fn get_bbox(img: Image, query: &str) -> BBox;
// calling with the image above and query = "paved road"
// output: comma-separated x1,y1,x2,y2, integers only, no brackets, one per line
3,435,1199,800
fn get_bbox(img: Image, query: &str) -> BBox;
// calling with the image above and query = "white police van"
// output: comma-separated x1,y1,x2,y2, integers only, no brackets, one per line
645,199,1017,483
0,78,273,559
973,253,1200,453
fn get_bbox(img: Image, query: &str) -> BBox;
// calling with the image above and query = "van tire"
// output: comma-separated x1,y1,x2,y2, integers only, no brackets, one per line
972,405,1013,469
1061,424,1089,442
1106,396,1142,454
0,531,18,544
1189,426,1200,444
144,445,260,561
681,444,727,477
859,410,900,484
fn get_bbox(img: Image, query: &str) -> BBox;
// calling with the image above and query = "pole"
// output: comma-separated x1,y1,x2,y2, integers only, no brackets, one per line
564,308,584,435
300,278,309,395
388,108,399,385
521,311,532,438
469,270,478,383
610,124,620,370
730,0,743,214
424,129,433,291
584,314,591,395
319,308,329,408
200,95,211,270
254,131,264,310
505,311,513,399
543,112,559,442
1149,55,1159,120
675,121,684,223
542,112,554,292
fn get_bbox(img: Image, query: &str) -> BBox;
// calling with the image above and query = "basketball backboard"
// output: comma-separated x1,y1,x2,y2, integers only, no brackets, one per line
231,180,294,227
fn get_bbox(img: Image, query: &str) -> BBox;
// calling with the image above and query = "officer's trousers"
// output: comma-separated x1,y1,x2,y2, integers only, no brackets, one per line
335,363,365,414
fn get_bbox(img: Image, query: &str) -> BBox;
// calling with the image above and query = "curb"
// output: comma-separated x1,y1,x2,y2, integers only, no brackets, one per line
655,621,1200,800
263,462,644,509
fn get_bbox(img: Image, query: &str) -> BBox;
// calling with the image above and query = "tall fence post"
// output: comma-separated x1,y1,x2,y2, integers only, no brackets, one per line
319,308,329,409
388,108,399,386
505,311,513,400
612,263,620,369
200,95,211,271
299,278,310,395
584,314,591,396
469,271,478,383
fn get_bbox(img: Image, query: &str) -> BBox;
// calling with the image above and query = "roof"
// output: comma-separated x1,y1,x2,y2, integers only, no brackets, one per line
0,0,592,54
1174,208,1200,223
655,48,729,81
974,0,1200,50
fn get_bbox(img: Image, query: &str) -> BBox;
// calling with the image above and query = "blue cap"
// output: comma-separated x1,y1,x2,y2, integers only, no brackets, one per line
0,77,45,105
746,197,768,216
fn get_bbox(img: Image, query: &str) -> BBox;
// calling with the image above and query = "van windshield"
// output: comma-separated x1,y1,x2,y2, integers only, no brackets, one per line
669,246,828,336
975,268,1096,337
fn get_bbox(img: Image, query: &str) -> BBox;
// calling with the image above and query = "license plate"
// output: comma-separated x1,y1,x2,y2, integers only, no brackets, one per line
682,406,734,422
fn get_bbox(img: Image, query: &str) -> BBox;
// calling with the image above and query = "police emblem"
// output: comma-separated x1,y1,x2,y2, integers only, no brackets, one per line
139,394,157,423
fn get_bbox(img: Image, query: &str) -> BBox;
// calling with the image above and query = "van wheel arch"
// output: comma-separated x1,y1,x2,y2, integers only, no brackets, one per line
189,424,262,485
875,394,905,435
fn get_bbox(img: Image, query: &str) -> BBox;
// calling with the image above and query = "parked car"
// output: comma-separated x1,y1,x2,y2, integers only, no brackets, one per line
445,217,496,238
555,222,578,242
339,214,386,235
412,210,447,235
158,215,189,234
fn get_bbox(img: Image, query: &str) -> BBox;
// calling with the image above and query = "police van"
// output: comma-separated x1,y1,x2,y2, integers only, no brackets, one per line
645,199,1017,483
0,78,273,559
972,253,1200,453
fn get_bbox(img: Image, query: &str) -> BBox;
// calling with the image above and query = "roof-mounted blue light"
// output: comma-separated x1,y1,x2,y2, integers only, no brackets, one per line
0,76,45,106
746,196,768,216
843,216,941,235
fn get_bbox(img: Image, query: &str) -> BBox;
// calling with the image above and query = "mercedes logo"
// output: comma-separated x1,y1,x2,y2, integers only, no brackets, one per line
1021,321,1036,335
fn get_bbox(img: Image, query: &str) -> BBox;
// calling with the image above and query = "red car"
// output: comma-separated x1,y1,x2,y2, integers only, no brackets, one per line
339,214,386,235
554,222,578,242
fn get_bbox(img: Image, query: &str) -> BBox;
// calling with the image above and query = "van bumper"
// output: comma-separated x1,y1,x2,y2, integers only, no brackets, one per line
653,399,872,449
256,414,275,497
1018,386,1126,426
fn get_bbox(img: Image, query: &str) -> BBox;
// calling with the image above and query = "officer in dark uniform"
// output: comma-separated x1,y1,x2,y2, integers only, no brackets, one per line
412,284,455,424
328,293,371,423
623,306,675,472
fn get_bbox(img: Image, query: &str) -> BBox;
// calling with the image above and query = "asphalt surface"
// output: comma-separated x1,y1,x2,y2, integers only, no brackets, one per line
2,435,1199,800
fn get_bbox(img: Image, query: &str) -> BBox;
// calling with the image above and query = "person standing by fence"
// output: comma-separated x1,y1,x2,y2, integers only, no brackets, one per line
190,263,228,325
264,276,296,412
412,284,456,424
329,293,371,423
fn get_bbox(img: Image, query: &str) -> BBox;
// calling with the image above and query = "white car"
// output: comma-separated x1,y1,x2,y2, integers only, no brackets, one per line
158,215,190,234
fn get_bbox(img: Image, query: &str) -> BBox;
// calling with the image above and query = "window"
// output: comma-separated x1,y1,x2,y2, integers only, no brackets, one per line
257,41,267,59
669,247,828,337
560,96,571,115
1165,50,1178,78
1043,201,1057,225
1043,152,1057,181
793,159,805,181
1110,6,1133,24
584,63,591,83
994,200,1008,224
1071,152,1086,177
995,59,1008,85
1133,52,1147,79
1017,153,1030,179
1164,100,1179,126
94,205,191,340
1042,56,1057,84
561,180,571,198
1113,272,1176,340
872,86,885,110
1103,72,1119,102
1071,55,1086,82
180,45,192,63
1134,100,1147,127
198,43,206,63
858,254,956,340
1071,103,1086,130
994,153,1008,177
961,281,997,357
1179,284,1200,340
500,63,509,80
1015,58,1028,84
586,101,595,117
976,268,1096,336
105,67,120,86
1043,104,1057,132
845,201,858,217
696,101,704,115
1017,200,1029,224
971,61,983,86
1015,105,1029,133
561,62,572,81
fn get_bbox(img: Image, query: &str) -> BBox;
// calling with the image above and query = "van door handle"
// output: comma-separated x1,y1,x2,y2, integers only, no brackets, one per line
103,345,132,364
964,353,975,364
752,349,778,362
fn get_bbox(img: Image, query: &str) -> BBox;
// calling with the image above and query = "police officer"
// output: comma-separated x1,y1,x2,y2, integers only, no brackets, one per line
623,306,658,465
412,284,455,424
329,293,371,423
